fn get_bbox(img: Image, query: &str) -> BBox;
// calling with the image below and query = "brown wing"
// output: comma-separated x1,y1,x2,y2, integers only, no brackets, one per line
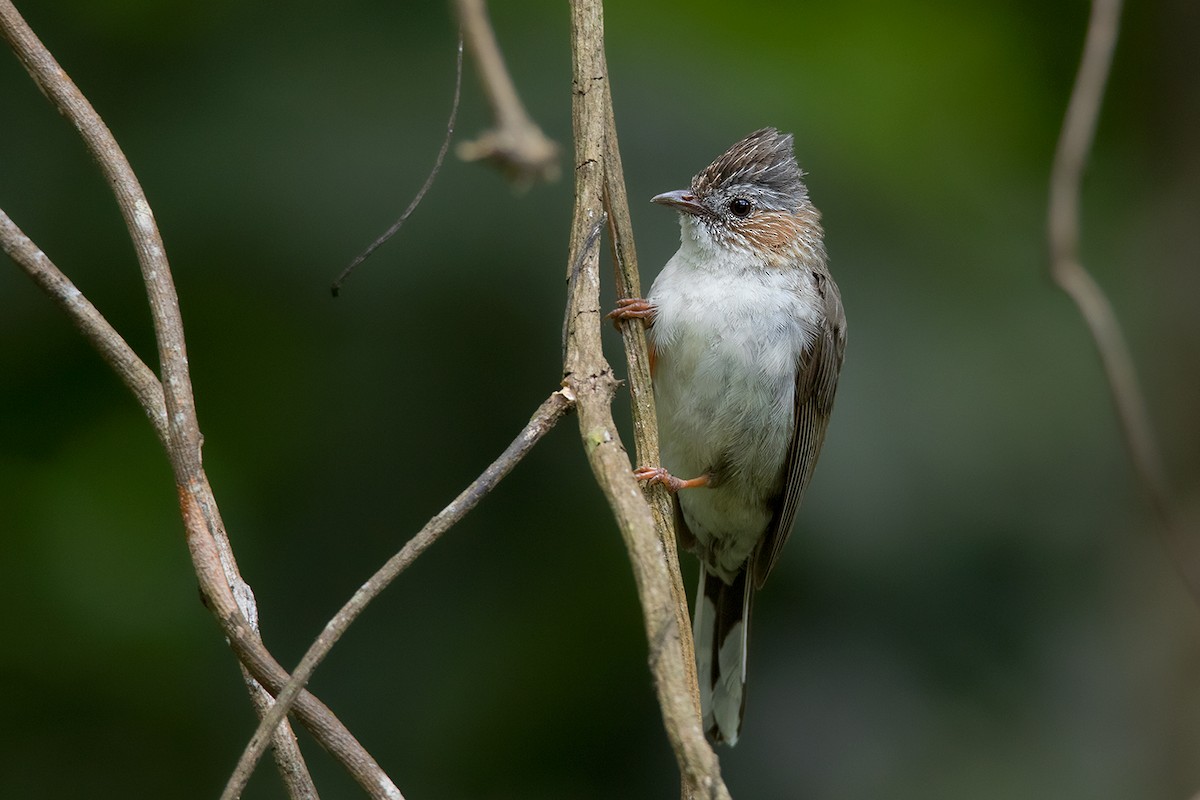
752,270,846,588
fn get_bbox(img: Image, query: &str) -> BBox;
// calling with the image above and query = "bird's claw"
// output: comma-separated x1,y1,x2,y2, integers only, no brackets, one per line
634,466,680,492
633,466,710,493
608,297,657,330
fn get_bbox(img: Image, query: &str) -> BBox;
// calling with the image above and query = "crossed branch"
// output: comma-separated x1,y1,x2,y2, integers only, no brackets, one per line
1,1,726,797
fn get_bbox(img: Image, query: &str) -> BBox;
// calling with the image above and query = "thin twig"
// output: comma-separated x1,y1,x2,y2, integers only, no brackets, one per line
566,3,728,797
332,34,464,296
1,4,390,796
1046,0,1200,598
453,0,559,185
0,209,169,442
0,211,331,794
0,0,195,459
220,389,576,800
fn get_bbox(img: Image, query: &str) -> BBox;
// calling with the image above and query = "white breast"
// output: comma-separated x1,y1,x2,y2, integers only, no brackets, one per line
648,236,824,579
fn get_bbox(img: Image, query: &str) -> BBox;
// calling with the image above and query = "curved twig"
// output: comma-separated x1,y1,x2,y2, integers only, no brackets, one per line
0,3,394,796
1047,0,1200,599
332,34,464,296
0,209,169,442
220,389,576,800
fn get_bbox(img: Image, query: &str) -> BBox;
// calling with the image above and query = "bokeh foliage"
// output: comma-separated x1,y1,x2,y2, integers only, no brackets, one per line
2,1,1199,798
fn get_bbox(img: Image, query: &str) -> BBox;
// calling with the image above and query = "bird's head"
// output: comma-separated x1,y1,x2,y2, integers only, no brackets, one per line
653,128,823,269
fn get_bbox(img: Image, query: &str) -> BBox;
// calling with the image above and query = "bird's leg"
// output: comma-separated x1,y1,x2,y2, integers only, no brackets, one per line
608,297,657,329
633,466,710,493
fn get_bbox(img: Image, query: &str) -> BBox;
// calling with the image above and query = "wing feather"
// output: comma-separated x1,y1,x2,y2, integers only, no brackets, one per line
752,270,846,588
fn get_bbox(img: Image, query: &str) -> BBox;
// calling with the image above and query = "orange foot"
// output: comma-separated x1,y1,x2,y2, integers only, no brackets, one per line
633,466,710,493
608,297,657,329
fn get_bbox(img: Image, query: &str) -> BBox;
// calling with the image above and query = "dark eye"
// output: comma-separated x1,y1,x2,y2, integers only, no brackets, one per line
728,198,752,217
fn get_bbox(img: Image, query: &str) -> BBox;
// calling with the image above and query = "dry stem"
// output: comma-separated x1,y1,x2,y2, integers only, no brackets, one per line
0,2,395,796
1047,0,1200,598
453,0,560,184
598,51,701,724
332,35,464,295
219,389,574,800
566,2,727,797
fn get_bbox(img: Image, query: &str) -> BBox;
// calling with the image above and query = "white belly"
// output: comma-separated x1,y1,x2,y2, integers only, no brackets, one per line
648,250,822,579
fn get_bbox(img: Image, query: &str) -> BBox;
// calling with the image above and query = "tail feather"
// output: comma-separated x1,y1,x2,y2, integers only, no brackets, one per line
693,565,753,745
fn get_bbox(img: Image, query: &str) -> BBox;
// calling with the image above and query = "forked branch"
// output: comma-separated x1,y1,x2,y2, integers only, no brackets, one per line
453,0,560,185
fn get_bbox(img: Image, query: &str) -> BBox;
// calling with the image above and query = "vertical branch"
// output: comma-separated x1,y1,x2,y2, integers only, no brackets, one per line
599,87,700,720
1046,0,1200,598
566,2,728,798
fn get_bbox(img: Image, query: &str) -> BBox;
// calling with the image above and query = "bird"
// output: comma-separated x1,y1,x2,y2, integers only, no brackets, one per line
609,128,845,745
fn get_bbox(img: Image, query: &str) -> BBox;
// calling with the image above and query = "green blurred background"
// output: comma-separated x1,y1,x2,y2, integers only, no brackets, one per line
3,0,1200,797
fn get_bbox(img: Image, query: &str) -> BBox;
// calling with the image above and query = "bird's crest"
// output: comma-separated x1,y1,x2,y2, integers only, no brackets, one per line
692,128,806,205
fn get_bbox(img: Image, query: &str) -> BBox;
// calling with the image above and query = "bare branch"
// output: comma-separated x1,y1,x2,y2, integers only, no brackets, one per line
566,3,728,797
242,676,320,800
0,0,199,466
453,0,560,185
182,478,399,799
1047,0,1200,598
0,213,328,795
1,4,394,796
598,57,700,724
221,389,576,800
4,0,718,794
332,34,464,296
0,208,169,442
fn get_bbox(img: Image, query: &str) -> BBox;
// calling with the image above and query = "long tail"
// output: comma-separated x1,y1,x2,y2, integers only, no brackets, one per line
693,564,753,745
